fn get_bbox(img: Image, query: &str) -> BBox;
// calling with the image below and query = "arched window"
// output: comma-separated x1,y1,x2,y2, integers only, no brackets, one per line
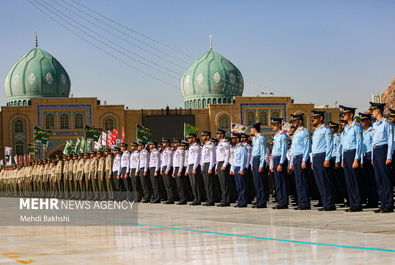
271,110,281,119
23,100,27,106
213,98,217,104
202,99,206,108
75,114,84,129
223,98,227,104
207,98,211,105
104,117,115,131
259,110,268,126
60,114,69,129
14,120,24,133
218,98,222,104
45,114,55,129
18,100,21,106
198,99,202,109
193,100,197,109
228,98,232,103
219,114,230,131
247,111,256,124
15,141,24,155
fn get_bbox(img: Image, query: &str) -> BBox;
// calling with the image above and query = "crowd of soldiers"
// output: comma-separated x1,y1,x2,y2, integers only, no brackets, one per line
1,102,395,213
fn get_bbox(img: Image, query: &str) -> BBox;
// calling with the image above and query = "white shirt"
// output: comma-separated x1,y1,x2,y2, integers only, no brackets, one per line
188,143,201,169
160,147,173,172
149,149,161,172
139,150,150,173
129,150,140,170
201,141,216,169
216,139,231,167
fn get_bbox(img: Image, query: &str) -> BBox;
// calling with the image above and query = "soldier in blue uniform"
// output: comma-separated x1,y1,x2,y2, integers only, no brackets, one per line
230,133,248,207
250,123,268,208
328,121,347,205
271,118,289,209
289,113,311,210
370,102,394,213
311,110,336,211
339,105,363,212
359,112,378,208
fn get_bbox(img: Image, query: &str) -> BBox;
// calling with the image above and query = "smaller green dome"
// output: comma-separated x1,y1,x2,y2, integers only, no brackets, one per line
4,47,71,106
181,49,243,109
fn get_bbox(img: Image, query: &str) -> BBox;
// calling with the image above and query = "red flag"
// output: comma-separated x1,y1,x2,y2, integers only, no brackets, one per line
121,127,125,142
111,129,118,144
107,130,113,146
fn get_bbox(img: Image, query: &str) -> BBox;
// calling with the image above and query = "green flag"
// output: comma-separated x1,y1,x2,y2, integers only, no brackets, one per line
63,140,71,156
136,124,152,144
79,138,86,154
74,138,81,154
27,144,39,155
85,126,103,141
34,126,51,144
184,123,198,137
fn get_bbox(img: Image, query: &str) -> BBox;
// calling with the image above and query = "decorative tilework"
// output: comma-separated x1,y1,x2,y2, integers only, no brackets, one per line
240,103,287,125
38,104,92,127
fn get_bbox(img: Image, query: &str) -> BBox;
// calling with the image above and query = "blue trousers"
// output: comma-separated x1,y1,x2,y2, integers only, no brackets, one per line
293,155,310,207
373,145,393,209
273,156,289,206
312,153,335,208
252,156,268,205
234,167,247,205
342,150,362,208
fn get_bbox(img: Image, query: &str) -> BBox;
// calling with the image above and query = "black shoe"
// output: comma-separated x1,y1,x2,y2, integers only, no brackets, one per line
374,208,383,213
162,201,174,204
252,201,257,206
252,204,267,208
345,207,363,212
189,201,201,206
314,202,323,207
364,204,378,209
294,206,311,210
234,204,247,208
382,207,394,213
217,203,230,207
151,200,161,203
202,202,215,206
272,205,288,209
323,205,336,211
176,201,187,205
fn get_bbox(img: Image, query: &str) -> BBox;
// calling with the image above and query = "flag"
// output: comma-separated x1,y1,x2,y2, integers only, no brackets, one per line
79,138,86,154
33,126,51,144
101,132,107,146
121,127,125,142
110,129,118,145
4,147,12,165
27,144,39,155
107,131,113,146
85,126,103,141
63,140,72,156
184,123,198,137
136,124,152,144
231,123,247,134
74,138,81,154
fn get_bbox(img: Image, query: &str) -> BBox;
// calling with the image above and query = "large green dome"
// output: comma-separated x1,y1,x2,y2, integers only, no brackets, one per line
181,49,243,109
4,47,71,106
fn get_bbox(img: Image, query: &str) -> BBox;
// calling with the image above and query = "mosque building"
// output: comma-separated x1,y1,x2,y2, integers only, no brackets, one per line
0,42,339,158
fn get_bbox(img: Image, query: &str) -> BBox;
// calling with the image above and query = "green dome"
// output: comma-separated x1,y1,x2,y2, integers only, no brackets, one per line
4,47,70,106
181,49,243,109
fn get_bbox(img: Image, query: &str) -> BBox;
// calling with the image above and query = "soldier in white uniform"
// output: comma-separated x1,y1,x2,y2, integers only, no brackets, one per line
200,131,216,206
149,141,161,203
161,138,175,204
112,147,122,201
172,139,187,205
186,133,203,206
138,143,151,203
215,129,231,207
129,142,141,202
120,143,131,201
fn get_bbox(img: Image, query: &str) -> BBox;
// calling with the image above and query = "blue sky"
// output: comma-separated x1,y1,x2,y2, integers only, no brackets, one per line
1,0,395,111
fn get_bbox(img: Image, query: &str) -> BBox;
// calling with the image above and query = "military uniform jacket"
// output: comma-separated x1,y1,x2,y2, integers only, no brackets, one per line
172,148,185,168
90,157,98,178
77,159,85,173
149,149,161,172
130,151,140,170
216,139,230,167
121,151,130,172
113,154,121,175
188,143,201,169
83,159,91,175
160,148,173,172
105,156,112,175
139,150,150,173
201,141,216,169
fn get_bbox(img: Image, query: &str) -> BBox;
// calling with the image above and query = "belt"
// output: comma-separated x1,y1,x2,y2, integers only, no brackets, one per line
312,152,325,157
374,144,388,149
343,149,356,153
293,154,303,158
363,152,372,157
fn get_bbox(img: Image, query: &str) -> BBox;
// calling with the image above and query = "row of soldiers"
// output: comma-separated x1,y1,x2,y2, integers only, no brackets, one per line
1,102,394,213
